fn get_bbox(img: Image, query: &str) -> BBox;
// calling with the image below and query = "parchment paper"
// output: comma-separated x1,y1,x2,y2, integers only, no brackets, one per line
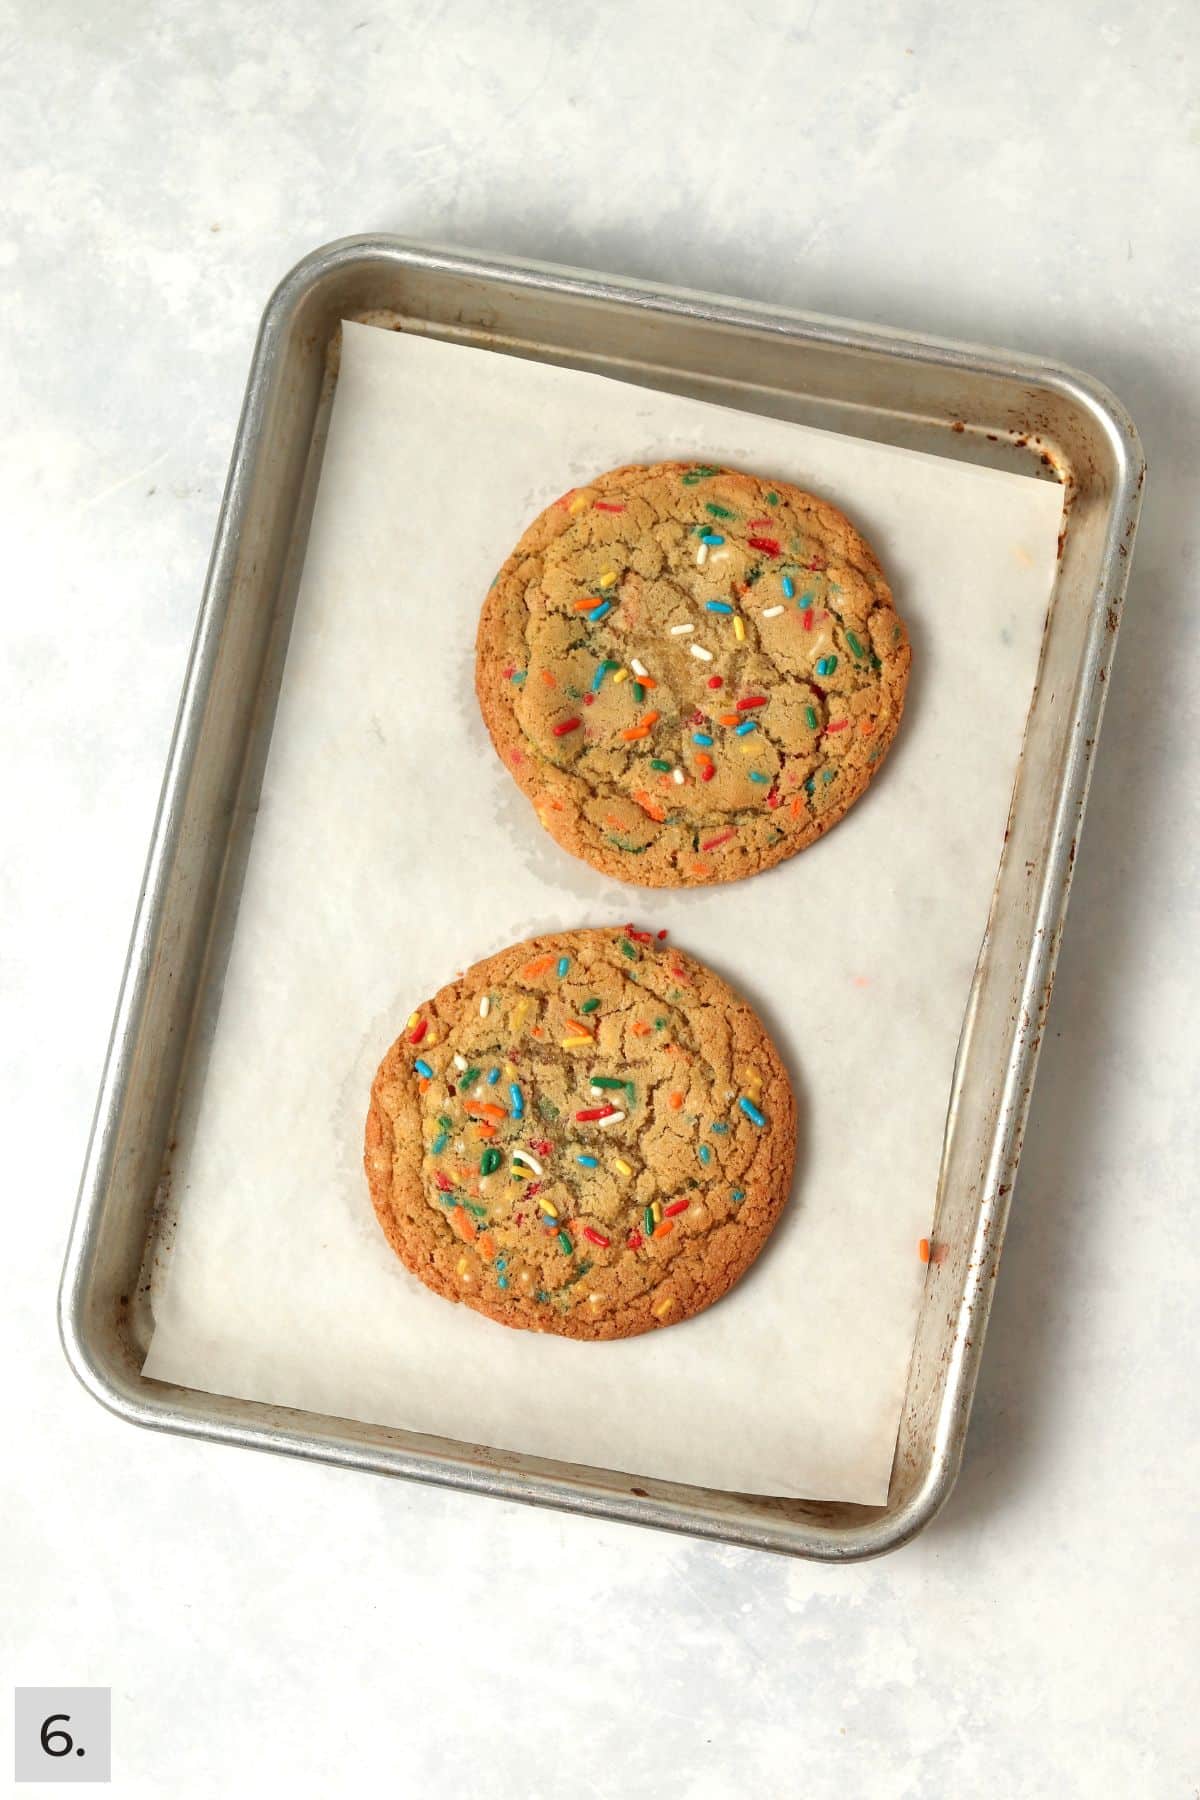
143,321,1063,1504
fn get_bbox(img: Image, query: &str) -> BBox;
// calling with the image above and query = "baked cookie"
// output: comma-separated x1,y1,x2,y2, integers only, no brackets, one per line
364,927,796,1340
476,462,910,887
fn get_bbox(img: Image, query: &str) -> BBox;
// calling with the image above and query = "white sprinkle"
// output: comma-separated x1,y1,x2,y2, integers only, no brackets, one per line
761,605,784,618
689,643,714,662
453,1054,468,1070
672,767,684,784
590,1083,604,1095
597,1109,626,1127
697,543,709,566
670,622,694,636
479,995,490,1018
512,1149,543,1176
630,657,649,677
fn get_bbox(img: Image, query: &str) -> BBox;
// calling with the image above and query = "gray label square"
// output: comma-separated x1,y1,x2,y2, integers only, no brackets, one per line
14,1690,110,1783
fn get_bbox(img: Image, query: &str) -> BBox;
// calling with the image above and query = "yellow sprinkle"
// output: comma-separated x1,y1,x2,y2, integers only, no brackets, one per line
613,668,630,684
599,568,617,588
614,1158,633,1177
739,738,757,755
512,1164,531,1180
652,1294,675,1319
456,1256,472,1281
511,999,531,1031
733,615,746,642
561,1035,592,1048
568,494,588,513
652,1200,662,1224
537,1196,559,1218
407,1011,420,1029
742,1066,763,1097
504,1061,517,1078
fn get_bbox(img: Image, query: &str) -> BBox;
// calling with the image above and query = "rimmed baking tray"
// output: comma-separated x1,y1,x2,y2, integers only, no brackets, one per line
59,235,1143,1560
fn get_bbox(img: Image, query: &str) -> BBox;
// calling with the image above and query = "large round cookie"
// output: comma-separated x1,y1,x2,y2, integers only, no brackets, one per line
476,462,910,887
364,927,796,1340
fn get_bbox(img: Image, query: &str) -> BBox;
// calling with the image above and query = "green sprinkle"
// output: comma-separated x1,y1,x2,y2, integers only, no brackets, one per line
557,1230,573,1256
591,1075,626,1090
535,1288,549,1303
624,1081,637,1102
732,1189,745,1203
536,1095,560,1121
459,1067,480,1089
431,1132,447,1154
643,1206,655,1235
766,491,779,505
705,501,736,518
681,465,720,485
710,1121,728,1134
650,758,672,772
632,681,646,703
607,834,648,853
580,997,601,1014
846,630,865,659
480,1148,501,1176
437,1114,452,1131
620,939,637,959
654,1017,665,1029
465,1201,488,1218
805,706,818,730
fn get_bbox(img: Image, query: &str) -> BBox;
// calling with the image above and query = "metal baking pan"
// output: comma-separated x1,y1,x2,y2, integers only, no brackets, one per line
59,234,1143,1560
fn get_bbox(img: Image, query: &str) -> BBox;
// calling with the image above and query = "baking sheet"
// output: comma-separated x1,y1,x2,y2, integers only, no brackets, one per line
143,321,1063,1504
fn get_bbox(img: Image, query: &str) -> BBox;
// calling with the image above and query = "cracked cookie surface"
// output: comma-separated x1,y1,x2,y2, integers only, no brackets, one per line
364,927,796,1339
476,462,911,887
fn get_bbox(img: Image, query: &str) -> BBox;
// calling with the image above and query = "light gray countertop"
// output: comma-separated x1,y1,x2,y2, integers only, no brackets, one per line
4,4,1196,1795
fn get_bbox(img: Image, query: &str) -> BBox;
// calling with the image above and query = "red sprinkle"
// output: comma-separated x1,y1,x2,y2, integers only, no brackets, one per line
701,830,735,852
736,696,767,711
593,501,625,512
803,610,814,631
747,535,781,556
576,1105,617,1122
626,925,654,942
583,1226,611,1247
707,675,724,689
747,518,772,528
553,717,582,736
767,792,781,809
532,1139,553,1157
626,1232,644,1250
700,763,716,782
435,1172,453,1192
583,692,595,706
825,718,849,734
409,1017,428,1045
664,1200,689,1217
670,964,693,985
656,929,668,939
524,1182,542,1199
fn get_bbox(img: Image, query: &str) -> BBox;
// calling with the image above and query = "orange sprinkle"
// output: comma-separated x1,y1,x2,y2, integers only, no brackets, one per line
789,796,804,817
479,1233,497,1259
467,1102,506,1121
573,597,602,611
566,1018,594,1036
522,955,555,978
719,713,741,727
691,861,707,875
472,1122,497,1141
531,1026,544,1038
633,791,667,822
417,1076,431,1092
668,1091,684,1110
653,1220,675,1240
631,1020,652,1036
639,675,658,689
918,1238,931,1263
860,717,876,737
456,1212,478,1243
621,725,651,741
539,668,556,686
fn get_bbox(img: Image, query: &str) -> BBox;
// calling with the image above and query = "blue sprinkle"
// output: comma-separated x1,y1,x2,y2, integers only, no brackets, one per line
576,1154,599,1168
487,1066,501,1085
495,1257,508,1271
511,669,527,683
732,1189,745,1203
805,777,816,794
822,768,835,783
706,600,734,614
734,719,757,736
510,1083,524,1119
749,771,769,784
692,731,714,746
414,1058,433,1079
700,531,725,545
586,600,613,622
815,657,829,676
698,1144,712,1166
782,575,795,598
431,1132,447,1154
799,592,814,610
557,956,570,977
738,1096,767,1128
710,1121,729,1134
497,1276,509,1289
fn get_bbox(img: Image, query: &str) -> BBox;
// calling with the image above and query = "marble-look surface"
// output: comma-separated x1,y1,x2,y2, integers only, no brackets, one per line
3,5,1196,1795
